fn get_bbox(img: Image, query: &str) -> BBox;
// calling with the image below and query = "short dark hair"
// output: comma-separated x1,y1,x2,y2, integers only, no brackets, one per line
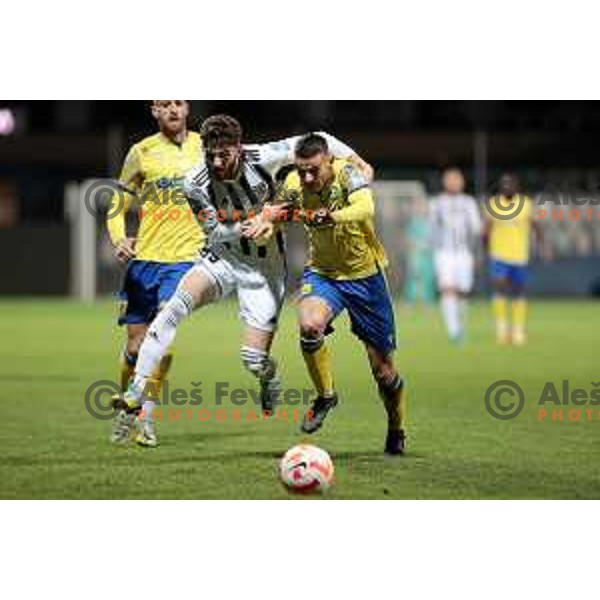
500,172,519,183
200,114,243,147
295,133,329,159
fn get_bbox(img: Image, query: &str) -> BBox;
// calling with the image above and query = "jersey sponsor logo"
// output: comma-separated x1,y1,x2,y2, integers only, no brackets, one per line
140,178,188,206
156,177,184,190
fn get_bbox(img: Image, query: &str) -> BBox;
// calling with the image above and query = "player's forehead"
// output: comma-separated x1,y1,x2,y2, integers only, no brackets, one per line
205,142,241,156
296,153,326,169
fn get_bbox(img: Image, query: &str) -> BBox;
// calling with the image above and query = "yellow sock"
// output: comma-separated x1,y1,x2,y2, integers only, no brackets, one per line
119,352,136,391
512,298,527,329
302,341,334,397
511,298,527,344
493,295,509,342
145,352,174,400
492,295,508,327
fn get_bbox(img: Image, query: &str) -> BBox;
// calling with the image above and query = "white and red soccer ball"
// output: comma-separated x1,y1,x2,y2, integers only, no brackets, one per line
279,444,334,493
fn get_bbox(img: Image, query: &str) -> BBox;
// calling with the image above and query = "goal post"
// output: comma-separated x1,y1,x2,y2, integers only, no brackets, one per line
65,180,97,301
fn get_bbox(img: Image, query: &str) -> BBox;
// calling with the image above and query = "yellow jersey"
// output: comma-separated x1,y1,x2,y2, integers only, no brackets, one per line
488,195,533,265
281,159,387,280
106,131,205,263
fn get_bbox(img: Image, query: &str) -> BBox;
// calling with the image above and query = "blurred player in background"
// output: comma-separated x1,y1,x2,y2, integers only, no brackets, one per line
106,100,203,444
118,116,371,447
484,173,542,345
403,196,436,307
256,134,406,455
430,168,481,343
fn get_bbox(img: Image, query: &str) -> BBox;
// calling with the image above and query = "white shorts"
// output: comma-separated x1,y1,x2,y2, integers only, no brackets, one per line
193,248,286,332
434,251,475,293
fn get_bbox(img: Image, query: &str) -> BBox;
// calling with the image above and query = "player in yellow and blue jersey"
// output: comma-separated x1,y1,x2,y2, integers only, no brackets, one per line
106,100,204,444
252,134,406,455
484,173,543,345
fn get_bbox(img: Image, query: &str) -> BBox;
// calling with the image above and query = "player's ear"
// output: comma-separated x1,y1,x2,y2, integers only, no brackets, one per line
150,102,159,120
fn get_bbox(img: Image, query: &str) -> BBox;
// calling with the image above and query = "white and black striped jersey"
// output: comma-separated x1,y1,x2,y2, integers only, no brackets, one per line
183,133,356,265
429,193,482,254
184,156,284,264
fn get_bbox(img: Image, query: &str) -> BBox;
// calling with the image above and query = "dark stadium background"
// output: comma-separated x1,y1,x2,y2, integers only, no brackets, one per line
1,100,600,296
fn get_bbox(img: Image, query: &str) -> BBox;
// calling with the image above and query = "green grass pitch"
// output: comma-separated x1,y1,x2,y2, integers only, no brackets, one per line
1,298,599,499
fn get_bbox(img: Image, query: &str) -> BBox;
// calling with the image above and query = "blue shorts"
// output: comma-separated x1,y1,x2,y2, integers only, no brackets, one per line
118,260,194,325
301,268,397,355
489,259,529,291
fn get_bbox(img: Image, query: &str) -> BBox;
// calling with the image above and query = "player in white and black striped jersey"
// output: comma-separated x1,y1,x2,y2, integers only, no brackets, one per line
430,168,482,343
121,114,372,444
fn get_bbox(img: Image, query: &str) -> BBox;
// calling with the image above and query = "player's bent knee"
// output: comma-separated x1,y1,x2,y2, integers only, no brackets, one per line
299,317,327,339
182,267,218,306
370,355,399,386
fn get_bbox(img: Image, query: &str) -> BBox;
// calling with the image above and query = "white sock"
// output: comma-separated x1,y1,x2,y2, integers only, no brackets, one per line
141,400,155,420
133,289,194,394
458,297,467,334
441,294,461,339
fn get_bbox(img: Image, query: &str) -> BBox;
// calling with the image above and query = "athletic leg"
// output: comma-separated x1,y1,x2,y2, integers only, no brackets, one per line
364,343,406,455
297,292,341,434
237,269,286,414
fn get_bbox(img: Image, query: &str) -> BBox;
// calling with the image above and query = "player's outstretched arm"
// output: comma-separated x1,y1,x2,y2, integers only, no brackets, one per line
346,153,374,182
245,132,374,181
314,132,374,180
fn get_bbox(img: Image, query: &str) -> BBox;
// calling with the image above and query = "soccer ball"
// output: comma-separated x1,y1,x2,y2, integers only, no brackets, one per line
279,444,334,493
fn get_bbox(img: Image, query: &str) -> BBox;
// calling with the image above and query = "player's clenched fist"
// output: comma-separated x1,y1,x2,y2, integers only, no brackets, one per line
113,237,136,263
312,207,333,227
